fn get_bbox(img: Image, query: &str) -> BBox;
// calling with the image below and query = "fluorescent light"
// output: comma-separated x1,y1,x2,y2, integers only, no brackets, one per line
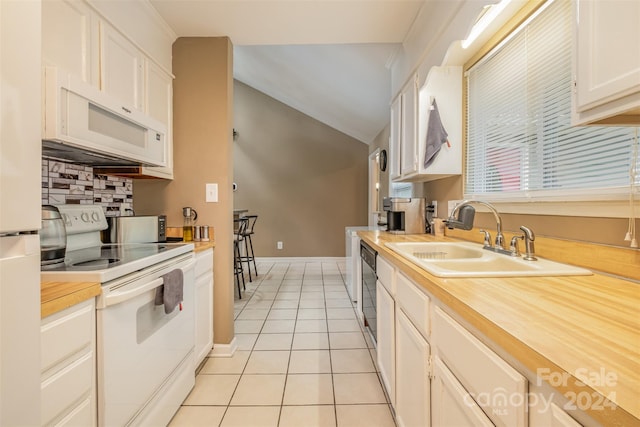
462,0,513,49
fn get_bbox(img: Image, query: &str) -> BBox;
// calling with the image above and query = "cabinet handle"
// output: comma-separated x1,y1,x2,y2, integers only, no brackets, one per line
121,106,131,114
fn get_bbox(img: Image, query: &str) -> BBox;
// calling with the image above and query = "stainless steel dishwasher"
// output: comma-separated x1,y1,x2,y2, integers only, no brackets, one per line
360,241,377,344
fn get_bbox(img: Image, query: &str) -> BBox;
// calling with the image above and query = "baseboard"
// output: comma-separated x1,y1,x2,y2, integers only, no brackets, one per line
209,337,238,358
256,256,347,263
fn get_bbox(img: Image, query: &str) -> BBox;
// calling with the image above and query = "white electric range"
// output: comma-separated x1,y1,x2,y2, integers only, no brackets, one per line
41,205,196,427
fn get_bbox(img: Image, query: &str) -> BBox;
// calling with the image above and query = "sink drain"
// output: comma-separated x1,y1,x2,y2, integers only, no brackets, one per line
413,251,448,260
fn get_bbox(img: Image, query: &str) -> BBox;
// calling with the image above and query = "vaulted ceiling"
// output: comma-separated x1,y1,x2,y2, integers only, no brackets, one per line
149,1,443,143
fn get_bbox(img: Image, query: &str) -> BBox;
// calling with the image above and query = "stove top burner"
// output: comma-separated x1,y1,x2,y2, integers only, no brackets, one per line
40,242,193,283
71,258,121,268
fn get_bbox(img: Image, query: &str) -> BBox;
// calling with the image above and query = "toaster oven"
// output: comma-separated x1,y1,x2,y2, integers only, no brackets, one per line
105,215,166,243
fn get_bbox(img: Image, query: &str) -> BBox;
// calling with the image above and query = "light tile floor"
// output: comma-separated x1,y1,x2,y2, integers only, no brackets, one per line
169,260,397,427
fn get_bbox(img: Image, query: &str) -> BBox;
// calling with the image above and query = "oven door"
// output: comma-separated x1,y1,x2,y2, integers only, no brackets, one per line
96,253,195,426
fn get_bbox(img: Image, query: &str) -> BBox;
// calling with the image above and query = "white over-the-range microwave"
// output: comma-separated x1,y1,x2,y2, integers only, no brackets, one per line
42,66,167,167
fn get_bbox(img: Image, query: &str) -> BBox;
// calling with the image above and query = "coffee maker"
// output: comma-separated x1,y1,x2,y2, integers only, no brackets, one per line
383,197,426,234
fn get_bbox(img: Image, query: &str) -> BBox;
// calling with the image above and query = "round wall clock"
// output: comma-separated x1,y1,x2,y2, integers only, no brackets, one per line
379,149,387,172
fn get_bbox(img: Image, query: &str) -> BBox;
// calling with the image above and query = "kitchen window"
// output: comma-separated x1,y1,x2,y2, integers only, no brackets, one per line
465,0,639,215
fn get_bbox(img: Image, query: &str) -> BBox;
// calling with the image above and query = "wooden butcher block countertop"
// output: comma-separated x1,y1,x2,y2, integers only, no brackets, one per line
41,280,101,318
358,230,640,427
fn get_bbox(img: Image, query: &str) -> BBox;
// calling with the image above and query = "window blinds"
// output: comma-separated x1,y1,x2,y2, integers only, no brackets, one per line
465,0,639,200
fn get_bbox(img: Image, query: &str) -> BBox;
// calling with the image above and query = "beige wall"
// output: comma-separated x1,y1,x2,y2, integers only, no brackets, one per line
422,178,637,248
134,37,235,345
369,124,390,213
233,81,368,257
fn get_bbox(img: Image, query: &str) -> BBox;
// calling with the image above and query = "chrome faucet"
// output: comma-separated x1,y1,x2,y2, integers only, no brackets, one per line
519,225,537,260
447,200,538,260
448,200,507,251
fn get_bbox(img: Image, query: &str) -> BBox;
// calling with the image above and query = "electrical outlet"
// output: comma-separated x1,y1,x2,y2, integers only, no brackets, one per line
205,183,218,203
447,200,463,216
277,241,283,250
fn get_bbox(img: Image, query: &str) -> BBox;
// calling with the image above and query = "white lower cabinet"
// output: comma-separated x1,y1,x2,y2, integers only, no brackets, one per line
194,248,214,367
41,299,96,427
395,309,431,427
434,307,527,427
432,356,493,427
549,404,583,427
375,254,601,427
376,281,396,406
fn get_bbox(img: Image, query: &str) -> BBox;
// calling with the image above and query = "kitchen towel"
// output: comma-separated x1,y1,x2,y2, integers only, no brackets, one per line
154,268,184,314
424,98,450,169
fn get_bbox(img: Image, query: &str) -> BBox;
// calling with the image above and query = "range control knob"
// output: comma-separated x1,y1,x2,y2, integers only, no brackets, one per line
81,212,90,222
91,211,100,222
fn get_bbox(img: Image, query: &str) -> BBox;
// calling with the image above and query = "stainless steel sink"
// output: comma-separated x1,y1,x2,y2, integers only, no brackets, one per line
385,241,592,278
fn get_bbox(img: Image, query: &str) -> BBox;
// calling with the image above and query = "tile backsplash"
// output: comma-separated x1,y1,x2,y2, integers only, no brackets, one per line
42,159,133,216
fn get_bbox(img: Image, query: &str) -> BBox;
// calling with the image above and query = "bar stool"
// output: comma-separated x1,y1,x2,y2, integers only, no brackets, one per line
233,217,248,299
240,215,258,280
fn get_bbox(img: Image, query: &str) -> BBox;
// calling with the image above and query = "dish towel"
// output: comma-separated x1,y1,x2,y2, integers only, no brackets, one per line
424,99,450,168
154,268,184,314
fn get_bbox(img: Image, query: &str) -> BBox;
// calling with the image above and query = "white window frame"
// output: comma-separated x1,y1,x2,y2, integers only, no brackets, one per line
463,0,640,218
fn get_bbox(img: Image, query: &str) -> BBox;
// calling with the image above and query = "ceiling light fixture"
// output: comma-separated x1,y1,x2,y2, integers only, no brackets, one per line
462,0,513,49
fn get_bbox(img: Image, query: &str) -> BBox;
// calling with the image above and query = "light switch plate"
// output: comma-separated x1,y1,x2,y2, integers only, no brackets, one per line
447,200,463,215
206,183,218,203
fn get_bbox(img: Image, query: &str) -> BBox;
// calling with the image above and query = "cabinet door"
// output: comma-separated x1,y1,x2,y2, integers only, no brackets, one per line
195,271,213,366
376,282,395,407
42,0,99,86
550,403,583,427
434,307,527,427
432,357,494,427
141,60,174,178
100,23,144,111
41,299,96,427
400,76,418,177
389,95,402,180
194,249,214,367
395,309,430,427
575,0,640,112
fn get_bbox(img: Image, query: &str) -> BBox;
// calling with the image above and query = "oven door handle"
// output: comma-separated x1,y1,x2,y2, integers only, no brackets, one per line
104,260,196,307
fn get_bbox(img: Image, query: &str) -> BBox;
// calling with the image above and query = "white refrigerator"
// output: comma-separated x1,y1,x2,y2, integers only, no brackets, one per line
0,1,42,425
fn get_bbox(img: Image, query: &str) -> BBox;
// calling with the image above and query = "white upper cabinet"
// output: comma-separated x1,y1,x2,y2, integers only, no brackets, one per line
41,0,99,87
573,0,640,125
391,67,463,183
142,60,174,178
100,23,145,112
42,0,175,178
389,95,402,180
415,66,462,181
400,75,419,177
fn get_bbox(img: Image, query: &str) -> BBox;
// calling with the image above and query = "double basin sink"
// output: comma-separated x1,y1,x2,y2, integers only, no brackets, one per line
385,241,592,278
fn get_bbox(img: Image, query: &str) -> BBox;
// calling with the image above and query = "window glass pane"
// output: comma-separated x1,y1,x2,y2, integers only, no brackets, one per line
465,0,639,199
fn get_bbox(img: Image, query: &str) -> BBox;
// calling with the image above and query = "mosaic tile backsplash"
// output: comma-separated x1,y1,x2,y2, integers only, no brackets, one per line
42,159,133,216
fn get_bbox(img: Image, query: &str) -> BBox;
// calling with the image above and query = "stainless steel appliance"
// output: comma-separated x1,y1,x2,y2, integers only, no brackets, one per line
40,205,67,266
105,215,166,243
41,205,195,426
360,241,377,344
383,197,426,234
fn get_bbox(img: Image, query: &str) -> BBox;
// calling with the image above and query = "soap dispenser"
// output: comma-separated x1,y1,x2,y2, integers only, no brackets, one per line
182,207,197,241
